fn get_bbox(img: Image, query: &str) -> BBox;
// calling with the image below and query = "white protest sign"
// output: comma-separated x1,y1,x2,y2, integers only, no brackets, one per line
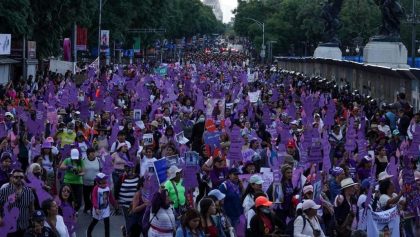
49,59,76,74
248,90,261,103
143,133,154,146
0,34,11,55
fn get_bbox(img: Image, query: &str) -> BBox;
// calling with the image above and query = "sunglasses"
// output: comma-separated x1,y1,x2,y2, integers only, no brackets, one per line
13,176,24,179
62,189,71,193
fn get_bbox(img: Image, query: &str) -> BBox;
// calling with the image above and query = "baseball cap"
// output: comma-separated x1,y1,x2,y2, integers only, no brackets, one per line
70,149,80,160
249,175,264,185
302,199,321,211
32,210,46,221
208,189,226,201
95,172,108,180
303,185,314,194
255,196,273,208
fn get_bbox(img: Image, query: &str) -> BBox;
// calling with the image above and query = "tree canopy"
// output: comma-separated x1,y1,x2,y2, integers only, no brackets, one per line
0,0,224,59
233,0,418,57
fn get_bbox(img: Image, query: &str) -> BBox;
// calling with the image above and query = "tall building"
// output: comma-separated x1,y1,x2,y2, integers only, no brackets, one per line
202,0,223,22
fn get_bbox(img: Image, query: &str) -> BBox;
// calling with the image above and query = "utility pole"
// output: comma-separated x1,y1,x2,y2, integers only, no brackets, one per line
97,0,102,73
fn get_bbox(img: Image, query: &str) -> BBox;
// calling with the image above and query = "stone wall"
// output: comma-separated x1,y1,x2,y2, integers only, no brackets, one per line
275,57,420,110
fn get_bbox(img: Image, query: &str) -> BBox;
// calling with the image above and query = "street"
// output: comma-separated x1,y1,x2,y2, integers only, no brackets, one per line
75,212,125,237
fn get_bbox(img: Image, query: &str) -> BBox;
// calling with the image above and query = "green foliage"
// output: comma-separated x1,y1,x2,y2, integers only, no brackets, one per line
233,0,419,56
0,0,224,59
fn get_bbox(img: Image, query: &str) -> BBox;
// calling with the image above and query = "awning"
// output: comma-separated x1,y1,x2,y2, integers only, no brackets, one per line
0,57,20,65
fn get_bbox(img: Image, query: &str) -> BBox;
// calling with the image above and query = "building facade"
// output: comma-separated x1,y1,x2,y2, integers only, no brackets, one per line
202,0,223,22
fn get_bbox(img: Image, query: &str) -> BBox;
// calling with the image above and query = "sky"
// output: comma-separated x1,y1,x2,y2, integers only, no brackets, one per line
219,0,238,23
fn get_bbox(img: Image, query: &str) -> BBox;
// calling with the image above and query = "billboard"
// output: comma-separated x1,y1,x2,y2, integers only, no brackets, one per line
0,34,11,55
28,41,36,59
100,30,109,52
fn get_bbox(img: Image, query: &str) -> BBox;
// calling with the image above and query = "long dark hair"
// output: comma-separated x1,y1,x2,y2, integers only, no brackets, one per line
151,189,170,214
58,184,74,203
181,209,202,231
41,198,55,217
199,198,214,218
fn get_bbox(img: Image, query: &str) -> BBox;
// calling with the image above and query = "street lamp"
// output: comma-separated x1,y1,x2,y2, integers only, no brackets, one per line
345,47,350,54
243,17,265,62
97,0,103,74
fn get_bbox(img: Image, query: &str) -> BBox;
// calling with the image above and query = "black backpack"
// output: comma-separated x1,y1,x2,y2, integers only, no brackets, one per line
285,215,306,236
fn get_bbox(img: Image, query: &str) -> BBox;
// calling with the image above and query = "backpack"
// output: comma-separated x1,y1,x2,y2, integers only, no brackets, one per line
285,215,306,236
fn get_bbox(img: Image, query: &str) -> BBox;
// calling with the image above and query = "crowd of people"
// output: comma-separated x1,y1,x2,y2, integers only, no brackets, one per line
0,49,419,237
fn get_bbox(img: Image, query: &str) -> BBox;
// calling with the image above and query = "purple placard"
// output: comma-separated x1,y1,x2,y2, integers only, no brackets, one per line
26,174,53,206
142,173,159,202
308,140,323,163
402,156,420,213
0,195,19,236
228,126,244,162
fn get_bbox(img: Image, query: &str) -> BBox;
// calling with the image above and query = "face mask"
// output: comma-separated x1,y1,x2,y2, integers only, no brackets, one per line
33,172,41,178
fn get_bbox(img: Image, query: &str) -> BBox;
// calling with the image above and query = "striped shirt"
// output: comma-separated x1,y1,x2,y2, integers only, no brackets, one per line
118,176,139,208
0,184,35,229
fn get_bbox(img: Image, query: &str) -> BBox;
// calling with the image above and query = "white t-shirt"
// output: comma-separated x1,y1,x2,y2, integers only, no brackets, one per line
44,215,70,237
379,193,398,210
93,186,111,220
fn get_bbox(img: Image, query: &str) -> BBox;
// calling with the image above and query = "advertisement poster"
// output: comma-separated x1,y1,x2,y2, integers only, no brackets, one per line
0,34,11,55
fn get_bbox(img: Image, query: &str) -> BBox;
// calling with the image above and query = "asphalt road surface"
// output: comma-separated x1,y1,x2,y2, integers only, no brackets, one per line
76,212,125,237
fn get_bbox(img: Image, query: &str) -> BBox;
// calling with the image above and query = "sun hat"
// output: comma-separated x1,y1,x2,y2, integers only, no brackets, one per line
4,112,14,118
150,120,159,127
249,175,264,185
208,189,226,201
340,177,358,189
167,165,182,180
255,196,273,208
303,185,314,194
378,171,393,181
302,199,321,211
70,149,80,160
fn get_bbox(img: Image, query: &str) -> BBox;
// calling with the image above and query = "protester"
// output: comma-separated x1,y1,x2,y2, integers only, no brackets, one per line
87,173,119,237
42,198,70,237
82,147,101,214
175,209,205,237
0,48,418,237
148,189,176,237
199,198,227,237
59,148,84,211
293,199,326,237
0,169,35,237
24,210,57,237
219,167,243,228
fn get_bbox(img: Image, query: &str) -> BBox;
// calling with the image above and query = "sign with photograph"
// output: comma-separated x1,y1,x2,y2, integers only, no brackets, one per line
27,41,36,59
0,34,11,55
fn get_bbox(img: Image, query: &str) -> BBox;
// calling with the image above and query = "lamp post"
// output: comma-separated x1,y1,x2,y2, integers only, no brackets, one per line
355,45,361,62
97,0,102,74
243,17,265,63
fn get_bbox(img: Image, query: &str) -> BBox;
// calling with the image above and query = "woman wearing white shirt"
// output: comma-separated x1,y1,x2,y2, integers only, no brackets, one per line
378,118,392,138
140,146,157,177
42,199,70,237
293,199,326,237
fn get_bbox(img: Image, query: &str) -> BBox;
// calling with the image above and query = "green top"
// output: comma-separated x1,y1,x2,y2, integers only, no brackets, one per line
63,158,83,184
164,179,186,208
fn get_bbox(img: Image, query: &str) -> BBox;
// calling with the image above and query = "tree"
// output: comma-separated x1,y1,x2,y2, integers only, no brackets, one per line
0,0,32,36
